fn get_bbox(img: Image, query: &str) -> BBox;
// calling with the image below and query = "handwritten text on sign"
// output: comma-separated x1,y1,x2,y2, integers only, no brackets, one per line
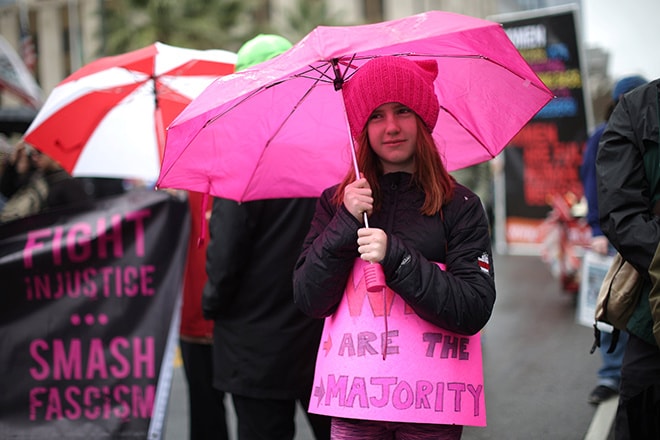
310,260,486,426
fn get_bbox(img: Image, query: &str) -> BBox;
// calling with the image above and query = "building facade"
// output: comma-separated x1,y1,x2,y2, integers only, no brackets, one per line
0,0,506,97
0,0,602,105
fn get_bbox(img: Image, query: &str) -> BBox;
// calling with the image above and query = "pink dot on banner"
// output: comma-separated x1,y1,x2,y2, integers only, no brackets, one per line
85,314,95,325
70,314,81,326
98,314,109,325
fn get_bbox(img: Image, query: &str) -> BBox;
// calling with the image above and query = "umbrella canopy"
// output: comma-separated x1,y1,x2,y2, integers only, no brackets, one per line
0,35,43,109
157,11,553,200
23,42,236,182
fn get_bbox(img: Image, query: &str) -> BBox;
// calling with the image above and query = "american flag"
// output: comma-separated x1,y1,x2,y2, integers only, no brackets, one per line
19,2,36,74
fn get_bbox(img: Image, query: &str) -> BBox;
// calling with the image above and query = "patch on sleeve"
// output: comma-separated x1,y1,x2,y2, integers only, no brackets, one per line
478,252,491,273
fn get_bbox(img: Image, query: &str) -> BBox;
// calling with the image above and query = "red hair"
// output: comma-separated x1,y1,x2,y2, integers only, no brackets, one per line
332,114,454,216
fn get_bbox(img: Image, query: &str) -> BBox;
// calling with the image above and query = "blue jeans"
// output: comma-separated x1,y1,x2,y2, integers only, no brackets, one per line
598,330,629,390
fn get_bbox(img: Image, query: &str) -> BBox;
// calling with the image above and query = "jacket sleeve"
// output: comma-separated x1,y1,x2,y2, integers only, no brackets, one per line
293,188,361,318
597,88,660,274
380,193,496,335
581,125,605,237
202,197,257,320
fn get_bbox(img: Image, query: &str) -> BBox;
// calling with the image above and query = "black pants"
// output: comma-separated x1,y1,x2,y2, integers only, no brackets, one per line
180,340,229,440
614,334,660,439
232,393,330,440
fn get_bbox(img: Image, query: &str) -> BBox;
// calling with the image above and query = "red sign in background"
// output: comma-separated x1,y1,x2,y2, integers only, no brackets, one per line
497,6,591,251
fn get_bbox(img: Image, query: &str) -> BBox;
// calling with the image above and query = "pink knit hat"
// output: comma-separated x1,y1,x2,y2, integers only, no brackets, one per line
342,56,439,140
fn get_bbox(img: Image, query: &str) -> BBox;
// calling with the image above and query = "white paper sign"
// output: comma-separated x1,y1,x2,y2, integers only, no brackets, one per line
576,250,614,333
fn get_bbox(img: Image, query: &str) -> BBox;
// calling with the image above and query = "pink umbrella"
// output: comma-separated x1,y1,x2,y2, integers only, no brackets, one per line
157,11,553,200
23,42,236,182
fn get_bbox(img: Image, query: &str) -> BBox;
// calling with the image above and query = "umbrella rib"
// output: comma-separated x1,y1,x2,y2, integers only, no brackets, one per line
204,63,335,127
160,50,551,195
204,86,268,127
203,54,547,127
296,63,335,84
266,80,322,141
342,52,552,95
321,52,548,90
439,104,495,159
239,75,327,201
167,72,326,197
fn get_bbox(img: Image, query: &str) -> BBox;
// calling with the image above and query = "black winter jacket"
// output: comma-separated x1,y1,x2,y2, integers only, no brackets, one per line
597,79,660,344
202,197,324,399
293,172,495,335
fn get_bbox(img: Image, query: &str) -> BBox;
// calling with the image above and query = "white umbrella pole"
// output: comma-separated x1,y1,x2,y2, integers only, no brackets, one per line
340,94,388,360
339,95,385,294
339,95,370,227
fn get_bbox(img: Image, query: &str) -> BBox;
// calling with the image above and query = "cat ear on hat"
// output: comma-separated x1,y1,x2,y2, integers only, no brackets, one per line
412,59,439,81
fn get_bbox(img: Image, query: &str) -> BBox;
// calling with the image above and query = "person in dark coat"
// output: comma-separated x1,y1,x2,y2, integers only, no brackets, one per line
202,34,330,440
293,56,495,439
580,75,647,405
597,77,660,438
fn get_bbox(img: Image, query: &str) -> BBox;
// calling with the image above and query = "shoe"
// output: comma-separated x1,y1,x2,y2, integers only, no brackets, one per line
588,385,618,404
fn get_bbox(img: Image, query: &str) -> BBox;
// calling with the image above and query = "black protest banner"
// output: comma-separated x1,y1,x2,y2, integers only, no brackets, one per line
0,189,189,439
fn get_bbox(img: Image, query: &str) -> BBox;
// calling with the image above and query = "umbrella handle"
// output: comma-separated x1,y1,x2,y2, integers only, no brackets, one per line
364,262,386,292
345,96,385,292
360,212,386,292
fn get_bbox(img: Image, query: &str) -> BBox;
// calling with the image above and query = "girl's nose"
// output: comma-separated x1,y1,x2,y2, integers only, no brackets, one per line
384,113,399,132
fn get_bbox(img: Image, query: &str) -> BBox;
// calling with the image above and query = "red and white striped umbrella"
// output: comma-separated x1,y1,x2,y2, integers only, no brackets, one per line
24,42,236,182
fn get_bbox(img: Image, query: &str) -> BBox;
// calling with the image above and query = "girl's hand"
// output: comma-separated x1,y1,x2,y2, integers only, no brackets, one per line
357,227,387,263
343,177,373,222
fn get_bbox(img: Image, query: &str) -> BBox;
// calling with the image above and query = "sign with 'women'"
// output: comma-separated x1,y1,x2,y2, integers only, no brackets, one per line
0,189,189,439
310,260,486,426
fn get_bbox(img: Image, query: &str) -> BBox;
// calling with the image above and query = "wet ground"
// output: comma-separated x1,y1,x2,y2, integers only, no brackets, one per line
164,253,609,440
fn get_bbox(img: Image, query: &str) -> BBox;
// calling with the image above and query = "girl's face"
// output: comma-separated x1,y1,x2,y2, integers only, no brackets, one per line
366,102,418,174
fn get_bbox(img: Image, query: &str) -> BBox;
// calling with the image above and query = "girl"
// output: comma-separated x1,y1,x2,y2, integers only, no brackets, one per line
293,56,496,439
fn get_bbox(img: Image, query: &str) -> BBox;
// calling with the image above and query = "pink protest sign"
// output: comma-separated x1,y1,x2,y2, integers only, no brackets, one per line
309,259,486,426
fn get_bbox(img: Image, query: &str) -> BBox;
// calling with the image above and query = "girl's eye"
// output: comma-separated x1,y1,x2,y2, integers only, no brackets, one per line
397,106,412,114
368,112,383,120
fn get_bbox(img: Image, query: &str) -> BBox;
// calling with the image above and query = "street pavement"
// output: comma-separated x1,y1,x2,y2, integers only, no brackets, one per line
164,252,612,440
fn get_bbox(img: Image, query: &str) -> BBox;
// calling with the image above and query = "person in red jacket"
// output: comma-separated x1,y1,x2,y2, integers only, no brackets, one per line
179,192,228,440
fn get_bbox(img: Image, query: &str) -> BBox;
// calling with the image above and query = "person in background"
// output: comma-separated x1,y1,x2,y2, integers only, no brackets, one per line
0,143,92,222
1,141,37,199
32,149,93,210
581,75,647,405
179,191,229,440
597,77,660,438
293,56,495,439
202,34,331,440
0,141,46,221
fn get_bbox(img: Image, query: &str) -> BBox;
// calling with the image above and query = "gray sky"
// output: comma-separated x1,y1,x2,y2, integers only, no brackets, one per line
583,0,660,81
